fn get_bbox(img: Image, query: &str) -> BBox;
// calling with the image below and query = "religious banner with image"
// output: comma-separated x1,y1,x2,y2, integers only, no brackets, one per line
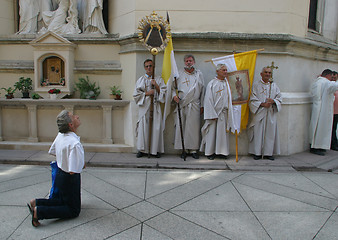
227,69,250,105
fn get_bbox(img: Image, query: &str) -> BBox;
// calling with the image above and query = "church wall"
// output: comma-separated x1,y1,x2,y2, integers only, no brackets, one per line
110,0,310,38
0,0,15,35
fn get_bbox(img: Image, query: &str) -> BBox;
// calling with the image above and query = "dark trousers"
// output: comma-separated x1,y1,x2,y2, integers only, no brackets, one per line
36,168,81,220
332,114,338,148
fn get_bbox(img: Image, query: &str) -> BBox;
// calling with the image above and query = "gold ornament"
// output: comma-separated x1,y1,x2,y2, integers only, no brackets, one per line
138,11,171,55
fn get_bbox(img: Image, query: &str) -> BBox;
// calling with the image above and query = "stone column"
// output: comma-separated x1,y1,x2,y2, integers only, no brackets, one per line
102,105,113,144
26,104,38,142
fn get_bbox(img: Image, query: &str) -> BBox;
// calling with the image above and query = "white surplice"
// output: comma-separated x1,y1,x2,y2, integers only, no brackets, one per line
172,69,205,150
200,77,235,156
309,76,338,149
133,75,167,155
248,79,282,156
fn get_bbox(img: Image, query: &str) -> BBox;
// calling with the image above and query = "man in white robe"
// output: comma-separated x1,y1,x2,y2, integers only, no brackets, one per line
309,69,338,155
248,67,282,160
200,64,235,160
172,55,205,159
133,59,167,158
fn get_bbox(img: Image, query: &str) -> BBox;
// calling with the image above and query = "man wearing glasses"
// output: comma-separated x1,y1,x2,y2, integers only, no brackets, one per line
133,59,167,158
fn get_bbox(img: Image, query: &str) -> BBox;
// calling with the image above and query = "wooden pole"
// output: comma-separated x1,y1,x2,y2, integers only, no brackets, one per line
235,130,239,162
148,54,156,158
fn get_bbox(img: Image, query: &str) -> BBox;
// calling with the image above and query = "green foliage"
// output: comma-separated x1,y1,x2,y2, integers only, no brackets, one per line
31,93,41,99
75,76,101,99
1,87,16,94
110,86,123,96
14,77,33,93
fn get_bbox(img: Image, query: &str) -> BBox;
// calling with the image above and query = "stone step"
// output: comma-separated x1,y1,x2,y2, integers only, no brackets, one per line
0,141,133,153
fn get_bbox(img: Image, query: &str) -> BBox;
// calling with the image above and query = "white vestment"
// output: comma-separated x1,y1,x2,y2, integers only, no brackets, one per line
248,79,282,156
200,77,235,156
173,69,205,150
309,76,338,149
133,75,167,155
17,0,40,34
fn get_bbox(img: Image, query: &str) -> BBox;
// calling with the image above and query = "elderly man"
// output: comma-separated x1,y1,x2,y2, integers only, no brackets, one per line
310,69,338,155
200,64,235,160
133,59,167,158
173,54,205,159
248,67,282,160
28,110,84,227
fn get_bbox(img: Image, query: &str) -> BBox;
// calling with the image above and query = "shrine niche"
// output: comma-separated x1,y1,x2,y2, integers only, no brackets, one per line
42,56,65,86
30,31,76,99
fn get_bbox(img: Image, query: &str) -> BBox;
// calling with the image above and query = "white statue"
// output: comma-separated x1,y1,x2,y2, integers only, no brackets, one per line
81,0,108,34
17,0,40,34
41,0,81,34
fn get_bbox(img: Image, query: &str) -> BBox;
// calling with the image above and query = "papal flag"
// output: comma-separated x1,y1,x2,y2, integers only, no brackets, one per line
211,50,258,133
161,33,179,130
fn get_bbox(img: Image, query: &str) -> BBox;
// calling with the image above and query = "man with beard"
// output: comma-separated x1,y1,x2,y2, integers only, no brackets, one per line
172,55,205,159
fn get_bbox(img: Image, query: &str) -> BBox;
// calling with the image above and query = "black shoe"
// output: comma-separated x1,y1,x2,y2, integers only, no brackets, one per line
155,153,161,158
310,148,325,156
180,152,187,159
207,154,215,160
330,146,338,151
217,154,228,159
191,152,199,159
253,155,262,160
136,151,144,158
264,155,275,161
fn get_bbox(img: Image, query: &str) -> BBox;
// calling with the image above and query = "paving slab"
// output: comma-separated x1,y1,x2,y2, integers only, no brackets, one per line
106,224,142,240
233,174,338,210
314,212,338,240
255,212,332,240
145,211,227,240
172,211,271,240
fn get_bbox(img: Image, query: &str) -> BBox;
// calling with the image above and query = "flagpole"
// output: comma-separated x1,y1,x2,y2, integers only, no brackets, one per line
235,130,239,162
204,48,264,62
148,54,156,158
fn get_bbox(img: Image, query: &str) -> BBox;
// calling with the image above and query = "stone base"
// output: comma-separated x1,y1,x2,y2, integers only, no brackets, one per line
0,141,133,153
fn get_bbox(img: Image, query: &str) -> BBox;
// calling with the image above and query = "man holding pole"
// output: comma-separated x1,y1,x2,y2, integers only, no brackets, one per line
248,66,282,160
200,64,235,160
172,54,205,159
133,59,167,158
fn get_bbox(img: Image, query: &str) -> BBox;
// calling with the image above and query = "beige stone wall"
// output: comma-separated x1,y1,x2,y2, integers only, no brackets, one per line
110,0,310,37
0,0,15,35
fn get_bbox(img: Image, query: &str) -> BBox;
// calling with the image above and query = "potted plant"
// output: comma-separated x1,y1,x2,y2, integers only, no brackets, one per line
14,77,33,98
109,86,123,100
31,92,41,99
75,76,101,100
48,88,61,100
1,87,16,99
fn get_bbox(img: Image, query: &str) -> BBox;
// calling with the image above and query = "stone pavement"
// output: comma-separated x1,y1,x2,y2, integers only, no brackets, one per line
0,149,337,239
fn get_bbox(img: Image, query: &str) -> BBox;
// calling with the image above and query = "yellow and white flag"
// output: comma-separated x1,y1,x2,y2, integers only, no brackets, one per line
212,50,257,133
162,35,179,129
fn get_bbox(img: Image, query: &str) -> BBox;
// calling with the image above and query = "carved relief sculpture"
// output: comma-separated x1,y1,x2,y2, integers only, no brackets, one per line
17,0,40,34
41,0,81,34
80,0,108,34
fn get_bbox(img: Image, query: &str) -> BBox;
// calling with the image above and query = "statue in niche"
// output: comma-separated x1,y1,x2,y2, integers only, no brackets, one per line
40,0,81,34
17,0,40,34
78,0,108,34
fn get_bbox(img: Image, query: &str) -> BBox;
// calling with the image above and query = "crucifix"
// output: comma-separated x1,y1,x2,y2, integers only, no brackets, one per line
182,78,190,86
267,61,279,80
216,88,224,96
